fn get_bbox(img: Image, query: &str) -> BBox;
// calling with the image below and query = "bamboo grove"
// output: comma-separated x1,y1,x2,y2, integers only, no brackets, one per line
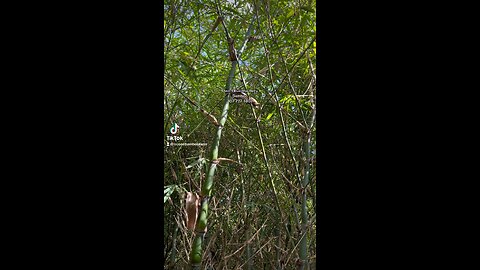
164,0,316,269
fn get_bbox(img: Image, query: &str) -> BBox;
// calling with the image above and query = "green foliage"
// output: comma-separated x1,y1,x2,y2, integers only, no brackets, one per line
164,184,187,204
164,0,316,268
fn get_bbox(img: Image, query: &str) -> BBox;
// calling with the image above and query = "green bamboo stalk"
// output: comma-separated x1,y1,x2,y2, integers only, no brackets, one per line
299,109,316,270
246,223,253,270
190,63,235,269
189,18,255,269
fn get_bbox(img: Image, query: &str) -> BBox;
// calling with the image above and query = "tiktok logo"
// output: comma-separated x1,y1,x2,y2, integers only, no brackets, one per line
170,123,179,134
167,123,183,145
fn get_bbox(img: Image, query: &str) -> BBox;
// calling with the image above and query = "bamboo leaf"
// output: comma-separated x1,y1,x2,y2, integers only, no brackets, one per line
223,6,242,16
164,185,175,204
186,157,206,169
266,111,275,121
286,9,295,19
300,6,315,13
